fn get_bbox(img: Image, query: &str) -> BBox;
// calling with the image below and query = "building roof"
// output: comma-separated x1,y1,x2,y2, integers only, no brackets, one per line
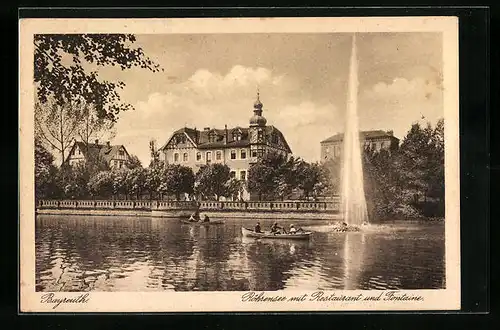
161,125,292,153
66,141,129,164
320,130,399,144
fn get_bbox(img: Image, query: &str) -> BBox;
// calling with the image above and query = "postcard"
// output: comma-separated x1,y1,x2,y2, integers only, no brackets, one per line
20,16,460,312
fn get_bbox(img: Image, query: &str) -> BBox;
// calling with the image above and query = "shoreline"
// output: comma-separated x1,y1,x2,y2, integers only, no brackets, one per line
36,208,342,220
35,199,342,220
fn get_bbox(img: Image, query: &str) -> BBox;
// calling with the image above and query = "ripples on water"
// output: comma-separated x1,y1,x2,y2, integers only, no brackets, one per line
35,216,445,292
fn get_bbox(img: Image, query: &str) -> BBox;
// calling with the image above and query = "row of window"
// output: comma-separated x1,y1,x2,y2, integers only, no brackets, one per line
71,148,81,156
230,170,246,181
113,160,126,168
173,149,256,163
325,141,390,154
325,142,391,160
207,132,245,143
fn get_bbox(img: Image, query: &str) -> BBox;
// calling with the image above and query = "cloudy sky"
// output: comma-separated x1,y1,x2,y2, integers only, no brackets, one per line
95,32,443,165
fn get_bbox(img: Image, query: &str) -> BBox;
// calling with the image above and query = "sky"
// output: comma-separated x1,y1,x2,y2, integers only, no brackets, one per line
92,32,443,166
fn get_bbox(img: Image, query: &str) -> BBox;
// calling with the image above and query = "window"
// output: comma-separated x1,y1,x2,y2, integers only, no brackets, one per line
252,150,257,158
216,151,222,160
174,153,179,162
119,149,124,156
183,153,188,162
206,152,212,163
230,171,236,178
257,130,264,141
240,150,246,159
325,147,330,154
233,131,242,141
230,150,236,160
196,152,202,161
240,171,246,181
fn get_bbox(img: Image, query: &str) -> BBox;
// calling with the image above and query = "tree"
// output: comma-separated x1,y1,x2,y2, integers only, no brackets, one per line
398,122,434,201
319,158,341,196
226,178,246,201
144,162,164,200
34,98,81,165
126,154,143,169
270,156,297,200
34,34,163,121
52,162,91,199
88,171,115,199
427,119,445,200
159,165,195,200
76,101,116,151
248,162,277,201
84,150,111,177
149,139,161,167
296,161,323,200
363,148,413,220
127,168,146,199
112,168,129,199
195,164,231,201
247,151,297,201
35,137,58,199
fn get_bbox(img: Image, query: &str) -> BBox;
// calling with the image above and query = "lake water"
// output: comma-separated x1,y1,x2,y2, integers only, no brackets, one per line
35,215,445,292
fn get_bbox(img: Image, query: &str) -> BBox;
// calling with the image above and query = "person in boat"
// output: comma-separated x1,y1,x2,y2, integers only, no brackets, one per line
189,209,201,222
289,224,305,234
203,214,210,223
270,222,284,234
254,222,262,233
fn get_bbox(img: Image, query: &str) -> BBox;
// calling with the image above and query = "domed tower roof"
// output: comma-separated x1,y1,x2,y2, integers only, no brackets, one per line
249,91,267,127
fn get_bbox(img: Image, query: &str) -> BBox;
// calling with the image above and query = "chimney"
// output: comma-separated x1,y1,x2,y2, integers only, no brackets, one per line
204,127,210,131
106,141,110,147
95,139,99,146
387,130,394,136
194,127,198,144
224,124,228,145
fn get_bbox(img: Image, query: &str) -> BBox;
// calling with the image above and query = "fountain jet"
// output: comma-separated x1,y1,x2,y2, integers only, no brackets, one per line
340,34,369,226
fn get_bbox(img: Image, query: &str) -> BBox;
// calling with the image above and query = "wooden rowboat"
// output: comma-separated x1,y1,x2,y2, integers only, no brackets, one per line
180,219,225,225
241,227,312,240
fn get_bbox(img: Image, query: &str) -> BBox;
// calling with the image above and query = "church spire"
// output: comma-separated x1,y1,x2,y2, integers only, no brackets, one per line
253,87,263,112
250,88,267,127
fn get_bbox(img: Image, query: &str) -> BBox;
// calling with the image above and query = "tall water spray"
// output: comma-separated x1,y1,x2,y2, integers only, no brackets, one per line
340,35,369,226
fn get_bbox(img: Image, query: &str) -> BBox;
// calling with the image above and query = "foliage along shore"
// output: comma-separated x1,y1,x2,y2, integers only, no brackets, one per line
36,119,445,222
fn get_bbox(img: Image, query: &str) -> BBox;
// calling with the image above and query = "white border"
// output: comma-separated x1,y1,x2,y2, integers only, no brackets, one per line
19,16,460,312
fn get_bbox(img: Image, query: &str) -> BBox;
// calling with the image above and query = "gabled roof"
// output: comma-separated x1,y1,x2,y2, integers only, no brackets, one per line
66,141,130,164
320,130,399,144
160,125,292,153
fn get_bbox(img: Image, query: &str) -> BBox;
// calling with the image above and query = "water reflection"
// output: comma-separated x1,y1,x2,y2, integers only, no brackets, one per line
35,216,445,292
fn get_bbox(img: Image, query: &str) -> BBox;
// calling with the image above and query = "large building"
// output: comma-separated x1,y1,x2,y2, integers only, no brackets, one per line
64,139,131,169
159,92,292,199
320,130,399,162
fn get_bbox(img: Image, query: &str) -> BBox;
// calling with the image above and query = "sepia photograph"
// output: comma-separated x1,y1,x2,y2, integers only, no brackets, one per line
20,17,460,312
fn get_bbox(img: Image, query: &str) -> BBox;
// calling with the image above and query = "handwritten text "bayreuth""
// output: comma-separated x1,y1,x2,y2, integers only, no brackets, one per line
40,293,90,309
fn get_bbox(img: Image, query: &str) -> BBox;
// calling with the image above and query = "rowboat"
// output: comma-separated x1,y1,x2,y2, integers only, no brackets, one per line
180,219,225,225
241,227,312,240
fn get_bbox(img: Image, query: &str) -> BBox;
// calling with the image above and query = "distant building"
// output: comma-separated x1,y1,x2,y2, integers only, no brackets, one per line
64,139,131,169
320,130,399,162
159,92,292,200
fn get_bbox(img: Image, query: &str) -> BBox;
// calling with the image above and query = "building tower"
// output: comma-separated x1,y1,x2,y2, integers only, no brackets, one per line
249,90,267,158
